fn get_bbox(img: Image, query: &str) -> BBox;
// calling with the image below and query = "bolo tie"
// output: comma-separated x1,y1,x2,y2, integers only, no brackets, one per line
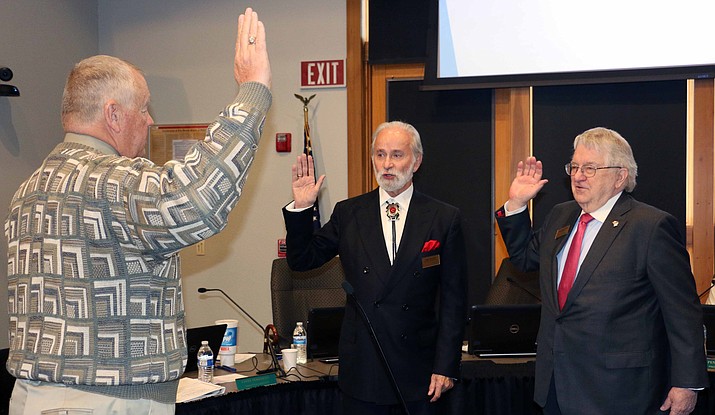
386,202,401,262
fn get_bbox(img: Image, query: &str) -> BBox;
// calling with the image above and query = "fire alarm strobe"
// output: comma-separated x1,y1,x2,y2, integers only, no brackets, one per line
276,133,291,152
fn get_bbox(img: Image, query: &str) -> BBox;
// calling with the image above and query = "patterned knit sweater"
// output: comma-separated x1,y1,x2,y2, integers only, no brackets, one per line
4,82,271,403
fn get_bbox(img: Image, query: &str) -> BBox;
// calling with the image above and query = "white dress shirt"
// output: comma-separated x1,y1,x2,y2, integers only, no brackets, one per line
379,185,414,264
504,191,622,285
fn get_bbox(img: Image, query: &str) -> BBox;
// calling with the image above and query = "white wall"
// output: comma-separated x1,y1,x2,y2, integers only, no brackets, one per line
0,0,99,349
98,0,348,353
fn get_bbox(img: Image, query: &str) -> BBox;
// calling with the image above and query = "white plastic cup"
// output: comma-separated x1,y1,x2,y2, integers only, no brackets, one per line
282,348,298,371
219,352,235,367
215,319,238,366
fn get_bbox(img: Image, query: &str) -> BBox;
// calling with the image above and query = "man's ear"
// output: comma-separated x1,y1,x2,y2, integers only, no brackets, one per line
616,167,628,189
104,100,121,133
413,153,423,172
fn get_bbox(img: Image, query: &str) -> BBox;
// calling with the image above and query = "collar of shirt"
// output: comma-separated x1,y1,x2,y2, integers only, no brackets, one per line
378,185,414,264
557,191,623,283
581,191,623,223
64,132,120,156
378,184,414,213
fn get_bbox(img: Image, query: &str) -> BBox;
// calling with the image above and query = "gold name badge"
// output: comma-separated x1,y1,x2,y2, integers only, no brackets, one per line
422,254,441,268
555,226,570,239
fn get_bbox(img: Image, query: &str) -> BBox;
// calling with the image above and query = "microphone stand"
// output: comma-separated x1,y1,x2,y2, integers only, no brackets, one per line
198,287,286,377
342,281,410,415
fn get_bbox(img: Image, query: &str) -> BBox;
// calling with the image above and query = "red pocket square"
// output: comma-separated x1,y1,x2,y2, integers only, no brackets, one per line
422,240,440,252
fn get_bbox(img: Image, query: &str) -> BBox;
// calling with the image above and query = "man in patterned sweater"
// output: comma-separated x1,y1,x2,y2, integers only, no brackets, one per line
4,7,271,414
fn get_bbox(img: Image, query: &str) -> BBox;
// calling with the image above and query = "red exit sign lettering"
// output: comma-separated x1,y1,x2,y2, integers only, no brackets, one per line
301,59,345,88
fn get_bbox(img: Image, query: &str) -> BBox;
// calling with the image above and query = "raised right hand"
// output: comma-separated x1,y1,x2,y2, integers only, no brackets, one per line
234,7,271,88
507,156,548,211
292,154,325,209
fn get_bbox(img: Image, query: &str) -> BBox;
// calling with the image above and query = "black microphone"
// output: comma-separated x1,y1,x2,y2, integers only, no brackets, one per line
198,287,286,377
698,277,715,299
341,281,410,415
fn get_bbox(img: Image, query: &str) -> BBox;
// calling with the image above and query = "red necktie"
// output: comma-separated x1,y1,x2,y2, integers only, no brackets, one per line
558,213,594,310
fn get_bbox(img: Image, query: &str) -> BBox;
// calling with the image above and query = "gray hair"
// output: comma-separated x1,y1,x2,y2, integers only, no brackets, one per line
61,55,143,129
371,121,423,159
573,127,638,192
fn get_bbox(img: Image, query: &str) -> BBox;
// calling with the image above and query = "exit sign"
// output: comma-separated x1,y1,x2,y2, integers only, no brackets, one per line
301,59,345,88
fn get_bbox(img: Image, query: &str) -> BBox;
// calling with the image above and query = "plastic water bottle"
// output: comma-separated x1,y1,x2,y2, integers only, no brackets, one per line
705,324,708,356
292,322,308,364
197,340,214,383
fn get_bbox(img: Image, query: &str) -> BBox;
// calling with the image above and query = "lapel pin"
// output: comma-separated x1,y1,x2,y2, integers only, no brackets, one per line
612,221,619,227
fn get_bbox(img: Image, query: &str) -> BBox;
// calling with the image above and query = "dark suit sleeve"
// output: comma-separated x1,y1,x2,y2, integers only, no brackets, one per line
646,214,708,388
282,202,340,271
433,208,468,379
495,206,541,272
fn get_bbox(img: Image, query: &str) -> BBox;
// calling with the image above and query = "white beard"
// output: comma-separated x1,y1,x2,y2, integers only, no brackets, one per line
373,162,415,194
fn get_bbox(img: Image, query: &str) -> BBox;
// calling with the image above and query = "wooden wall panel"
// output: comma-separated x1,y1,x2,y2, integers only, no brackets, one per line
493,88,531,273
692,79,715,301
346,0,367,198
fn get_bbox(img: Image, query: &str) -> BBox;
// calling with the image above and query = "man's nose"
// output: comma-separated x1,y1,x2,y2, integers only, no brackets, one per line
573,169,588,180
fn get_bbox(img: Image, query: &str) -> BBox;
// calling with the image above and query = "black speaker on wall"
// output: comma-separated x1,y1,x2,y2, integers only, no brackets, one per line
368,0,430,64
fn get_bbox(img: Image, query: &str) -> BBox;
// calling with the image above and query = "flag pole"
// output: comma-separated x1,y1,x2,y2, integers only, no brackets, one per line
295,93,315,156
294,94,320,229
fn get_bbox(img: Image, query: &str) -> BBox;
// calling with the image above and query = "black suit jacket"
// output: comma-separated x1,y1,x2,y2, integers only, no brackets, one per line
283,189,467,404
496,193,708,414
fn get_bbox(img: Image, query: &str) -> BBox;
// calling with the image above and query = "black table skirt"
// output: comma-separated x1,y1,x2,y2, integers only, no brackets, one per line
441,360,541,414
176,380,341,415
176,360,540,415
176,359,715,415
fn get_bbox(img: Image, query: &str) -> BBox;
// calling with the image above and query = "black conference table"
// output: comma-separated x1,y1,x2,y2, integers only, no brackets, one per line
177,354,539,415
176,353,715,415
177,353,340,415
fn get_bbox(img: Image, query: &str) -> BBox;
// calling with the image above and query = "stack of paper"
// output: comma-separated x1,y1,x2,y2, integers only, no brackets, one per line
176,377,226,403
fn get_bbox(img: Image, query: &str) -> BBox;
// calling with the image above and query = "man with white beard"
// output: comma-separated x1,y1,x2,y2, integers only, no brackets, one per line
282,121,468,415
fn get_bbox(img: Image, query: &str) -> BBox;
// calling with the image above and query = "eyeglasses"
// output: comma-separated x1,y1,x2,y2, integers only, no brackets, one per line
564,163,622,177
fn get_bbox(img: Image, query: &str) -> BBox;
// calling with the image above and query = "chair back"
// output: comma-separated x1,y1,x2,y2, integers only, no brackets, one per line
1,348,14,414
484,258,541,304
270,257,346,348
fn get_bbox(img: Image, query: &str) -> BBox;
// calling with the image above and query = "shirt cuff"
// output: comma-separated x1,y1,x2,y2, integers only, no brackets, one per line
285,201,313,212
504,201,527,216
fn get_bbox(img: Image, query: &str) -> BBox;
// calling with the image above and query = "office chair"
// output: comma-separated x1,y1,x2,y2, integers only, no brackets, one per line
484,258,541,305
270,257,346,349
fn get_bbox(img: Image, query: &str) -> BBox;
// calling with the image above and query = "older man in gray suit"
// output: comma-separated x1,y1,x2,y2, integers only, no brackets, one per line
496,127,707,415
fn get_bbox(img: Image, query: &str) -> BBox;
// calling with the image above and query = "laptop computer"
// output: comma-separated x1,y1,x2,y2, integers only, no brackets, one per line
468,304,541,357
703,305,715,355
185,323,227,372
306,306,344,361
